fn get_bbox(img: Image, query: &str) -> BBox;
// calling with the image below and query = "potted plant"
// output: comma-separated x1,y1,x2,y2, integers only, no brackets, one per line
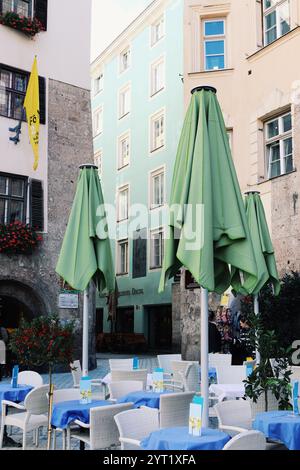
9,315,75,449
0,221,42,254
0,11,44,37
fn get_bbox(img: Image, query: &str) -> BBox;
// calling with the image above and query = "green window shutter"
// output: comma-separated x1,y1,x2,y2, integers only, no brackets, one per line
29,179,44,231
34,0,48,30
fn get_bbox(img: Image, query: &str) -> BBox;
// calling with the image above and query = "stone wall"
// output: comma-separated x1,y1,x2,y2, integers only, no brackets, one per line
0,79,96,370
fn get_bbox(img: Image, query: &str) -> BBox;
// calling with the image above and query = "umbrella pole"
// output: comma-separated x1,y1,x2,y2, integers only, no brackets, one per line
253,294,260,364
82,285,89,377
201,287,209,427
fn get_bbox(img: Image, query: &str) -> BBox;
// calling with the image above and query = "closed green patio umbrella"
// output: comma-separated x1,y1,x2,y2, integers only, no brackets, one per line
159,86,258,425
56,164,115,376
244,191,280,361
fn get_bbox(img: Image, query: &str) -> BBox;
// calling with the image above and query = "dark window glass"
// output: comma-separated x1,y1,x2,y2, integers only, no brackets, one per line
0,173,27,224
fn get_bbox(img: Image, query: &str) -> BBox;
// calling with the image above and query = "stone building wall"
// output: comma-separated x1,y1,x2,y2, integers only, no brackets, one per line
0,79,96,370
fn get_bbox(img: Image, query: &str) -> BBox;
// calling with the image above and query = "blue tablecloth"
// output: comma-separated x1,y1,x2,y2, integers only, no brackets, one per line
51,400,114,430
0,384,33,405
253,410,300,450
140,426,230,450
117,390,173,409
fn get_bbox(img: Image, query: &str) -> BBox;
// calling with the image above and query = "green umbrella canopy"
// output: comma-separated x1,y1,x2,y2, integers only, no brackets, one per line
244,192,280,296
56,166,115,293
159,87,258,295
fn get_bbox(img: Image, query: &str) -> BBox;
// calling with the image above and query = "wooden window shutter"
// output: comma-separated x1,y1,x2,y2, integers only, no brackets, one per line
34,0,48,31
38,76,46,124
30,179,44,231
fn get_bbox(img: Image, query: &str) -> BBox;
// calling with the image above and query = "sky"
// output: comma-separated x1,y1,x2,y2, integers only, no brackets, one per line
91,0,154,61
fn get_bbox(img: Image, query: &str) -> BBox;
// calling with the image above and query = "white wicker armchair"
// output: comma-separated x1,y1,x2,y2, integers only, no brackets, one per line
114,407,159,450
157,354,182,375
108,381,143,401
222,430,266,450
214,399,252,436
171,361,199,391
18,371,43,387
70,360,103,393
109,358,133,370
111,369,148,389
159,392,194,428
51,388,81,450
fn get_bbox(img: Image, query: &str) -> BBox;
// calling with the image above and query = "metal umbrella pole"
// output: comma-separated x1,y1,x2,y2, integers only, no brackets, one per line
82,285,89,377
201,287,209,427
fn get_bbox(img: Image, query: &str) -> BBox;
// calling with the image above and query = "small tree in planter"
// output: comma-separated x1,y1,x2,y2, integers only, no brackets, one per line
9,315,75,449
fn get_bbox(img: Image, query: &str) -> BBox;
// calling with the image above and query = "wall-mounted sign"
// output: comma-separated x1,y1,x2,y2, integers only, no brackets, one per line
58,293,79,309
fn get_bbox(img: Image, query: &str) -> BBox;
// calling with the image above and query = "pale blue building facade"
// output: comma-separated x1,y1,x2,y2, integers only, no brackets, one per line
91,0,184,351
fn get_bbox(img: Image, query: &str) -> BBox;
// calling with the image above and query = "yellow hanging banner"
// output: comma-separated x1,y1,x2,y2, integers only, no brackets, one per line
23,56,40,171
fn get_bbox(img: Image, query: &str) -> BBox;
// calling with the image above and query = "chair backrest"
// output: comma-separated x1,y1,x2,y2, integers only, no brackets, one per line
222,430,266,450
70,360,82,387
249,392,279,418
89,402,133,450
53,388,81,403
111,369,147,388
114,407,159,449
209,353,232,370
24,384,49,415
0,340,6,365
160,392,194,428
214,399,252,430
108,381,143,400
109,359,133,371
171,361,198,384
215,365,246,384
157,354,182,374
291,366,300,382
18,371,43,387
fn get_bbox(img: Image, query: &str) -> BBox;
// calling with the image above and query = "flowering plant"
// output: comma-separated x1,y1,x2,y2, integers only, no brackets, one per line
0,11,44,37
0,221,42,254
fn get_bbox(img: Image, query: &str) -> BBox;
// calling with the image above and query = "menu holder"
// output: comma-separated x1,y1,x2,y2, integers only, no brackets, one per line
245,358,255,377
133,357,139,370
152,368,164,393
292,380,299,416
80,377,92,404
11,365,19,388
189,396,204,436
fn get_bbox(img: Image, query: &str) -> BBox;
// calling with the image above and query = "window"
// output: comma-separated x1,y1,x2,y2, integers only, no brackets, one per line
150,167,165,209
120,47,130,73
0,173,27,224
94,72,103,95
117,239,129,275
0,67,27,120
151,58,165,96
150,229,164,269
265,111,293,179
150,110,165,152
151,16,164,46
263,0,290,45
119,84,130,119
118,185,129,221
203,19,226,71
93,107,103,136
94,150,102,178
1,0,32,17
118,132,130,169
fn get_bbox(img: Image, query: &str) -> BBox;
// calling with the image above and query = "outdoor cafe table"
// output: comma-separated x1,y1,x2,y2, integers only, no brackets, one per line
253,410,300,450
140,426,230,451
117,390,174,409
51,399,114,430
209,383,245,402
0,383,33,406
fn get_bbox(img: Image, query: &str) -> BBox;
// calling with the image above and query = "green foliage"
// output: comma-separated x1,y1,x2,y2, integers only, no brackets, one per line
9,315,75,369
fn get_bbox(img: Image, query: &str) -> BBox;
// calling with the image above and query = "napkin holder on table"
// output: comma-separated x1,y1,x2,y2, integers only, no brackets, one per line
133,357,139,370
245,358,255,377
11,365,19,388
152,368,164,393
292,380,299,415
189,395,204,437
80,377,92,404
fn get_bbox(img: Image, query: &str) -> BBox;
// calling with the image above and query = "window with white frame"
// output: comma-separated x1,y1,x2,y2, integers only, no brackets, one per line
94,72,104,95
151,58,165,96
120,47,130,73
263,0,290,46
265,111,293,179
94,150,102,178
118,132,130,169
151,15,164,46
93,107,103,136
118,185,129,221
117,239,129,275
150,229,164,269
119,84,130,119
202,19,226,71
227,129,233,151
150,110,165,152
2,0,32,17
150,167,165,209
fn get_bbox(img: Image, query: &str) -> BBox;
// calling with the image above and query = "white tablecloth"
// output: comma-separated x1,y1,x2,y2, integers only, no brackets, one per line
209,383,245,402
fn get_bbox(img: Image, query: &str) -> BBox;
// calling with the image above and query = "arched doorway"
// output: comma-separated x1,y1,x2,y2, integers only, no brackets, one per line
0,296,33,330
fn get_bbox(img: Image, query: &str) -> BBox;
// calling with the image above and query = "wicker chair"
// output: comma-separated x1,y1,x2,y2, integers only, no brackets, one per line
0,385,49,450
157,354,182,375
214,365,246,384
214,399,252,436
69,402,133,450
109,358,133,370
171,361,200,391
159,392,194,428
222,430,266,450
51,388,81,450
249,392,279,419
70,360,103,393
209,353,232,370
114,407,159,450
18,371,43,387
111,369,148,389
108,381,143,401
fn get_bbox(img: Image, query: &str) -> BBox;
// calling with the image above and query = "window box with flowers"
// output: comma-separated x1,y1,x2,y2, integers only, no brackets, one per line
0,11,45,36
0,221,42,254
